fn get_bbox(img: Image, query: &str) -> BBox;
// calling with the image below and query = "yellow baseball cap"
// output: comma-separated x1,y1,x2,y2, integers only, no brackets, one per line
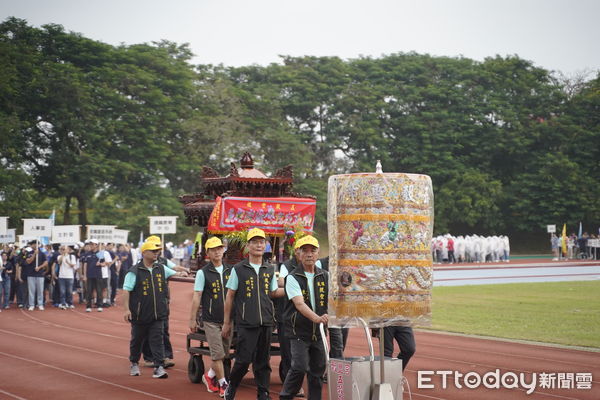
141,240,162,253
146,235,161,243
247,228,266,241
294,235,319,249
205,237,224,250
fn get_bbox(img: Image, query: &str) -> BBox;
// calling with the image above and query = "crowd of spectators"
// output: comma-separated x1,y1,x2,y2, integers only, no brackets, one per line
0,239,196,312
550,232,599,261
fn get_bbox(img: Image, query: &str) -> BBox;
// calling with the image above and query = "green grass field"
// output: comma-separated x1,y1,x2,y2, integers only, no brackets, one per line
429,281,600,349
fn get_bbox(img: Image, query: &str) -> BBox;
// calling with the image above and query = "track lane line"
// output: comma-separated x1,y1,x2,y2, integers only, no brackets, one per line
435,272,600,282
0,351,173,400
0,328,190,375
415,341,600,369
0,389,29,400
18,309,128,341
13,310,191,356
346,330,600,368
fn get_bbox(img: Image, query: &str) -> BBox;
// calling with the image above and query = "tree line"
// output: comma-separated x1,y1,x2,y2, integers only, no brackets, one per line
1,18,598,246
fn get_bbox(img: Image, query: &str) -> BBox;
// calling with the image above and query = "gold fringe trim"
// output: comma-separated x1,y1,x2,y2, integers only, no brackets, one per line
337,214,430,222
339,204,431,210
337,289,431,295
338,259,431,267
339,249,425,254
332,300,431,319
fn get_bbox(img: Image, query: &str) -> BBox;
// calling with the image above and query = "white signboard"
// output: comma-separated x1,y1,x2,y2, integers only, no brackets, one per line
0,228,16,244
547,225,556,233
588,239,600,248
23,218,53,237
0,217,8,235
87,225,116,243
113,229,129,245
173,247,185,260
51,225,80,244
18,235,38,247
149,216,178,234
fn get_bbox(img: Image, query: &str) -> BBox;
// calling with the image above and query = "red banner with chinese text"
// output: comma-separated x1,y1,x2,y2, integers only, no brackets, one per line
207,196,316,235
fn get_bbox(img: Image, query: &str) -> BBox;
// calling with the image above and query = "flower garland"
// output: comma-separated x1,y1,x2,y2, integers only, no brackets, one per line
283,222,309,256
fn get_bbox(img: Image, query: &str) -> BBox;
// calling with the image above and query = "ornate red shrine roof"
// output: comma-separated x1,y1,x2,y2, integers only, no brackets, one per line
179,152,309,226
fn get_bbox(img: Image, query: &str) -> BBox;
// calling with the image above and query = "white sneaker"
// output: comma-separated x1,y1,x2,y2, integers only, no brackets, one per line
86,308,92,312
152,366,168,379
130,363,141,376
69,305,75,309
28,306,34,311
97,307,103,312
38,306,45,311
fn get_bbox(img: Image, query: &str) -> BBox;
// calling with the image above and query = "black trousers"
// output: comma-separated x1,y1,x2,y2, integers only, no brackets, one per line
17,279,28,307
129,319,165,367
109,268,118,303
280,338,326,400
142,318,173,360
86,278,103,308
278,321,292,379
383,326,416,371
52,279,61,305
229,325,272,400
328,327,349,359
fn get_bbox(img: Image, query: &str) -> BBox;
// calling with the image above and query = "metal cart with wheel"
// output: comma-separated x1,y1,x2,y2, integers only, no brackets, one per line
320,320,405,400
186,327,284,383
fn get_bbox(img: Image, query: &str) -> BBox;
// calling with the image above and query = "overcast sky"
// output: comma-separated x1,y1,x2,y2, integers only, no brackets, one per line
2,0,599,75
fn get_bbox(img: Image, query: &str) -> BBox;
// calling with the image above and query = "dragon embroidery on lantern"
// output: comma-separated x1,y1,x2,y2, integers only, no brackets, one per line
328,172,434,325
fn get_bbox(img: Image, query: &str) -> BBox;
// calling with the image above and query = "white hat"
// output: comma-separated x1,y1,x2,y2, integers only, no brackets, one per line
89,239,99,245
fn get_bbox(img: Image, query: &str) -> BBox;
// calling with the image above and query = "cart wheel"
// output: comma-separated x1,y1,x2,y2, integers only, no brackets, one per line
223,358,231,380
188,355,204,383
279,362,286,383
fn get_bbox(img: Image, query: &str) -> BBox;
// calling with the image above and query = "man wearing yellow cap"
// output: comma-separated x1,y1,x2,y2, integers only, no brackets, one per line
280,235,329,400
276,240,300,393
189,236,232,397
140,235,188,369
122,237,185,379
222,228,284,400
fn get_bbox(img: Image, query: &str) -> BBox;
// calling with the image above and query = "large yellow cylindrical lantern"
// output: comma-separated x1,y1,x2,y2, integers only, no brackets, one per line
327,172,434,327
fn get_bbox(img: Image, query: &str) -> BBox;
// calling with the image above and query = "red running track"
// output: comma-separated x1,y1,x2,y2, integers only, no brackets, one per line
0,279,598,400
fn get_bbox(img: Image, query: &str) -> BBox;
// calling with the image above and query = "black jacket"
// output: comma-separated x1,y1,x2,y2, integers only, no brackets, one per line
200,262,232,324
232,259,276,328
275,257,298,323
128,261,169,324
284,266,328,342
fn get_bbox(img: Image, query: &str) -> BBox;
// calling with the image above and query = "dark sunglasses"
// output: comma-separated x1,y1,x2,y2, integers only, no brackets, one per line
150,249,161,253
